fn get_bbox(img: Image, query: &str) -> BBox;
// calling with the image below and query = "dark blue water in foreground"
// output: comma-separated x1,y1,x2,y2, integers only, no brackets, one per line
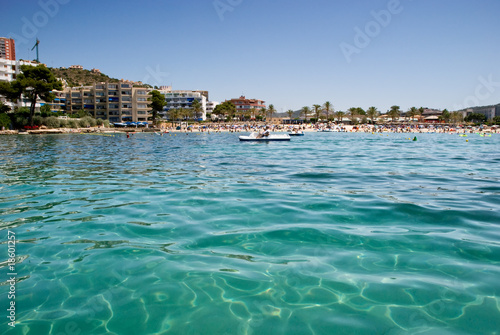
1,132,499,335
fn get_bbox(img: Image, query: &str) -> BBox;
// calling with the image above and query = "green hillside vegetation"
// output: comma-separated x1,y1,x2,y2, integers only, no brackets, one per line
49,67,120,87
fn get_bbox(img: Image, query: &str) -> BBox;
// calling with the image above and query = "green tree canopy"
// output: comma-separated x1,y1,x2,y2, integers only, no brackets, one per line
388,105,401,122
0,113,11,129
267,104,276,120
313,104,322,122
407,107,419,123
1,65,63,126
149,90,166,125
366,106,379,124
0,101,11,114
464,113,487,124
213,101,236,121
440,109,451,123
335,111,345,122
323,101,333,121
348,107,358,124
301,106,311,122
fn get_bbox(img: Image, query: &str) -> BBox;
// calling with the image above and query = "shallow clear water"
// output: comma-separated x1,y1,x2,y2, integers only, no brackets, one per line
1,132,499,335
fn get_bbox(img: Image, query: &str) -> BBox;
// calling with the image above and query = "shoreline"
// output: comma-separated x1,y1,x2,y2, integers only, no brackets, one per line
0,123,498,135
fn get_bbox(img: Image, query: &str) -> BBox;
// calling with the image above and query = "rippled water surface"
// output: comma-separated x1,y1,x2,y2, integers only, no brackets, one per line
1,132,499,335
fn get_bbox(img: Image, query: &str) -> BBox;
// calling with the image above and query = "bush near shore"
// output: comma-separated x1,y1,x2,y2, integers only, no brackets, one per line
0,108,110,130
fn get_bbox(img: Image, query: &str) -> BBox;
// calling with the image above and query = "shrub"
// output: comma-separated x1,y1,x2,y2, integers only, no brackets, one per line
96,118,104,126
43,116,60,128
14,115,28,128
33,115,43,126
79,116,96,128
59,119,68,128
67,119,77,128
0,113,11,129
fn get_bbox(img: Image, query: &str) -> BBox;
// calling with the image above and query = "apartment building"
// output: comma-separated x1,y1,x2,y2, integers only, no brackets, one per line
0,38,15,61
163,90,207,121
0,52,42,111
460,104,500,121
227,96,266,116
53,81,151,123
206,101,220,119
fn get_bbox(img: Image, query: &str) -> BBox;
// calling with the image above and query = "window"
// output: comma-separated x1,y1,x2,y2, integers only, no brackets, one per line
137,104,147,109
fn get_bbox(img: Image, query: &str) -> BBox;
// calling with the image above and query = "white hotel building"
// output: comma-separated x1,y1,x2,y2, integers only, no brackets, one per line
162,90,208,121
0,58,43,110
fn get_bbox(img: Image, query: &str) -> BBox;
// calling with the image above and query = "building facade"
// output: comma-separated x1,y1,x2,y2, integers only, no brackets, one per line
0,38,15,61
460,104,500,121
162,90,207,121
206,101,219,120
227,96,266,118
0,56,42,111
49,81,151,123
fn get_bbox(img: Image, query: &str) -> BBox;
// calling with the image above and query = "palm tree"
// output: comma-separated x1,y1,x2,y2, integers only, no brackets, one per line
248,107,257,121
348,107,358,124
388,105,401,123
366,106,379,124
301,106,311,123
267,104,276,121
335,111,345,123
286,109,294,123
190,99,203,121
323,101,333,122
167,108,180,127
407,107,418,123
258,107,266,122
313,104,322,123
451,111,464,124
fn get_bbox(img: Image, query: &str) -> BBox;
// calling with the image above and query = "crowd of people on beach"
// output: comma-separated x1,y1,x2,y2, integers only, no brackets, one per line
157,122,499,134
2,121,497,135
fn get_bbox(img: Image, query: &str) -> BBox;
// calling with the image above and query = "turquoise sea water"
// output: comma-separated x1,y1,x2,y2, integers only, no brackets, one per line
0,132,499,335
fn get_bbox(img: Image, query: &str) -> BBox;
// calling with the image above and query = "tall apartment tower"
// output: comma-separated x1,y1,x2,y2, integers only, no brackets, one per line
0,38,16,60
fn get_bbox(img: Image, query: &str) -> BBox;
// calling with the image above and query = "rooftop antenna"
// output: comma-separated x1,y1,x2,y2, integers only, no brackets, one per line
31,39,40,63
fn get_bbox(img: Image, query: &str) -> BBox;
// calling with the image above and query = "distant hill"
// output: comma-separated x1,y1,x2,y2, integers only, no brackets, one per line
49,67,120,87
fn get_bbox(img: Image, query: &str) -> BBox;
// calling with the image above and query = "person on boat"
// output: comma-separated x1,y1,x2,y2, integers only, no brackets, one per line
256,126,270,138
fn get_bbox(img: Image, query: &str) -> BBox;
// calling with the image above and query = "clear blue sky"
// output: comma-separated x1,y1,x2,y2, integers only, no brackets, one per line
2,0,499,113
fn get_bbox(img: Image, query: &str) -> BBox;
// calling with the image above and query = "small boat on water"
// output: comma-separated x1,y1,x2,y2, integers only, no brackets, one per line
288,131,304,136
317,128,339,132
239,132,291,142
